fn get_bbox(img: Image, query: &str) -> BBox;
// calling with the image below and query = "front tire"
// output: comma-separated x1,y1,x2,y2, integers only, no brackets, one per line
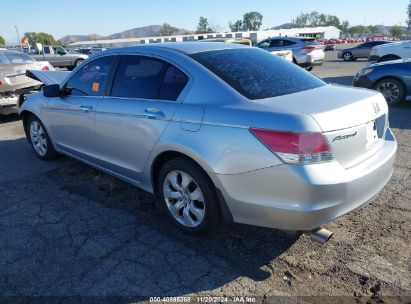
68,59,84,71
157,158,220,235
374,78,405,106
28,115,56,160
342,52,353,61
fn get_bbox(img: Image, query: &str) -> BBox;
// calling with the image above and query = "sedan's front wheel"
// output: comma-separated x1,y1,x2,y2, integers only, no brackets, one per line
28,116,56,160
158,158,220,235
342,52,353,61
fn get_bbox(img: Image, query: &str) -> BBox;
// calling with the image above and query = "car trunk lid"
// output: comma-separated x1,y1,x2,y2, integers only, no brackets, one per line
254,84,389,168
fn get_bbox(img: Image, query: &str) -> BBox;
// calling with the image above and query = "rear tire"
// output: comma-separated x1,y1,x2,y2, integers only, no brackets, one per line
374,78,405,106
157,158,220,235
28,115,56,160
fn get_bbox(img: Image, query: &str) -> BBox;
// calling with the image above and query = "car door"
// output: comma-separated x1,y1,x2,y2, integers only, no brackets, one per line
356,42,373,58
94,54,190,182
44,55,116,163
42,46,56,63
54,46,72,67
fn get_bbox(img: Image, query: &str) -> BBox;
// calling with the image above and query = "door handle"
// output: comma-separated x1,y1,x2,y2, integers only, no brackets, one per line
80,105,93,113
141,109,165,119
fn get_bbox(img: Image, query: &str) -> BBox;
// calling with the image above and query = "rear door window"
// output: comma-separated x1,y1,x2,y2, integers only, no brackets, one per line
190,48,325,100
158,65,189,101
111,55,188,101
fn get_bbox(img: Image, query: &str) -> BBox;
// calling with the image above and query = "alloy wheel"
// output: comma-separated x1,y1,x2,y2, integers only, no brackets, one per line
163,170,205,228
376,81,401,105
343,52,352,61
30,120,48,156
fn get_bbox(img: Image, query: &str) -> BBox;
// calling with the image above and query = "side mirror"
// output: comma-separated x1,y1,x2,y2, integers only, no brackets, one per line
43,84,61,97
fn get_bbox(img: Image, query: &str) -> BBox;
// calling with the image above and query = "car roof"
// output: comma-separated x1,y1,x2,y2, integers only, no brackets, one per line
104,42,247,55
267,37,309,41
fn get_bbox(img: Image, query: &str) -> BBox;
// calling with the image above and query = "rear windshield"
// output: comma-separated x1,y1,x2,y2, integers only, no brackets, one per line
0,51,35,64
190,48,325,100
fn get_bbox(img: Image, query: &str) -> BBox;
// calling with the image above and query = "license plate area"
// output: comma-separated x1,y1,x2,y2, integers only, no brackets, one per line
366,120,379,149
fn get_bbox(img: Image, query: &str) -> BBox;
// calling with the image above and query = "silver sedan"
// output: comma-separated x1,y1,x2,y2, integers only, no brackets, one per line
20,42,397,235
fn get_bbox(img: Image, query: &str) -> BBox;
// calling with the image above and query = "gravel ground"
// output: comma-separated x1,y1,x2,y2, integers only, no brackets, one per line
0,52,410,303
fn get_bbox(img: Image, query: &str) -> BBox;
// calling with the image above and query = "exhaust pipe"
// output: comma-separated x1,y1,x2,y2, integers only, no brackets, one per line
308,227,333,244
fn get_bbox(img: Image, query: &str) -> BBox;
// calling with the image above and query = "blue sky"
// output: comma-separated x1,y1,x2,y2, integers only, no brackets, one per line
1,0,408,43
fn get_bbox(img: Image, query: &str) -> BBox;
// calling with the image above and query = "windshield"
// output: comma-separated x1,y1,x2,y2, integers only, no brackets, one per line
190,48,326,100
0,51,35,64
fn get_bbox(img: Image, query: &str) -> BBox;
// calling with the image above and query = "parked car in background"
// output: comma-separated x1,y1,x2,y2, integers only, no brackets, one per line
0,50,54,114
91,47,108,53
324,44,336,51
368,40,411,62
199,38,252,46
200,38,292,62
256,37,324,70
21,42,396,235
338,41,391,61
270,49,293,62
353,59,411,106
30,45,88,70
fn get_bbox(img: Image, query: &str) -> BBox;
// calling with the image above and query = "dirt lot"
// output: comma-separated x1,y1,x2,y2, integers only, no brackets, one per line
0,52,410,303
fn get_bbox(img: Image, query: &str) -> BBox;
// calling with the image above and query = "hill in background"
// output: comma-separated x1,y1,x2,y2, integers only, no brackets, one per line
59,25,192,44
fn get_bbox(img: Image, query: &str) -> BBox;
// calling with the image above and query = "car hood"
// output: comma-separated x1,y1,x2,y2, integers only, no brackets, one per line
369,58,411,68
373,40,408,50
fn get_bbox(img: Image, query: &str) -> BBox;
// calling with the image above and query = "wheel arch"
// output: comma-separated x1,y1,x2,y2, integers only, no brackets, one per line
149,149,234,225
378,54,401,62
20,110,34,142
150,150,212,194
373,75,406,91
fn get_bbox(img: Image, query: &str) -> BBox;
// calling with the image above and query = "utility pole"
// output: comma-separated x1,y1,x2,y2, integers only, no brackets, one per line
15,26,23,52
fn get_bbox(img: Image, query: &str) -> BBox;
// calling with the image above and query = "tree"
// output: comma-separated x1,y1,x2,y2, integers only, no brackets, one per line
208,21,222,33
229,20,243,32
390,25,403,38
0,36,5,47
158,23,175,36
242,11,263,31
341,21,350,35
24,32,57,45
196,16,213,34
294,12,309,27
292,11,347,31
308,11,320,27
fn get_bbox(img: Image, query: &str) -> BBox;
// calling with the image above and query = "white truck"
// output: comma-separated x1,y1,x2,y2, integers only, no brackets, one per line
369,40,411,62
30,45,88,70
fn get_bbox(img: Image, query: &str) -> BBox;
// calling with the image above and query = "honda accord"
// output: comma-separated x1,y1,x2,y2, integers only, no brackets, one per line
20,42,397,235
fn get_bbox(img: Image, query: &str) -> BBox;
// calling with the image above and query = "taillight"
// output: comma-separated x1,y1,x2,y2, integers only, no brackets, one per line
250,128,334,165
0,80,2,86
41,66,50,70
301,45,318,51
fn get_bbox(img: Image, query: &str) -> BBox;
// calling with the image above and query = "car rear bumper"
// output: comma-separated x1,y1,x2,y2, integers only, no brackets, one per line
295,51,324,67
213,128,397,231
